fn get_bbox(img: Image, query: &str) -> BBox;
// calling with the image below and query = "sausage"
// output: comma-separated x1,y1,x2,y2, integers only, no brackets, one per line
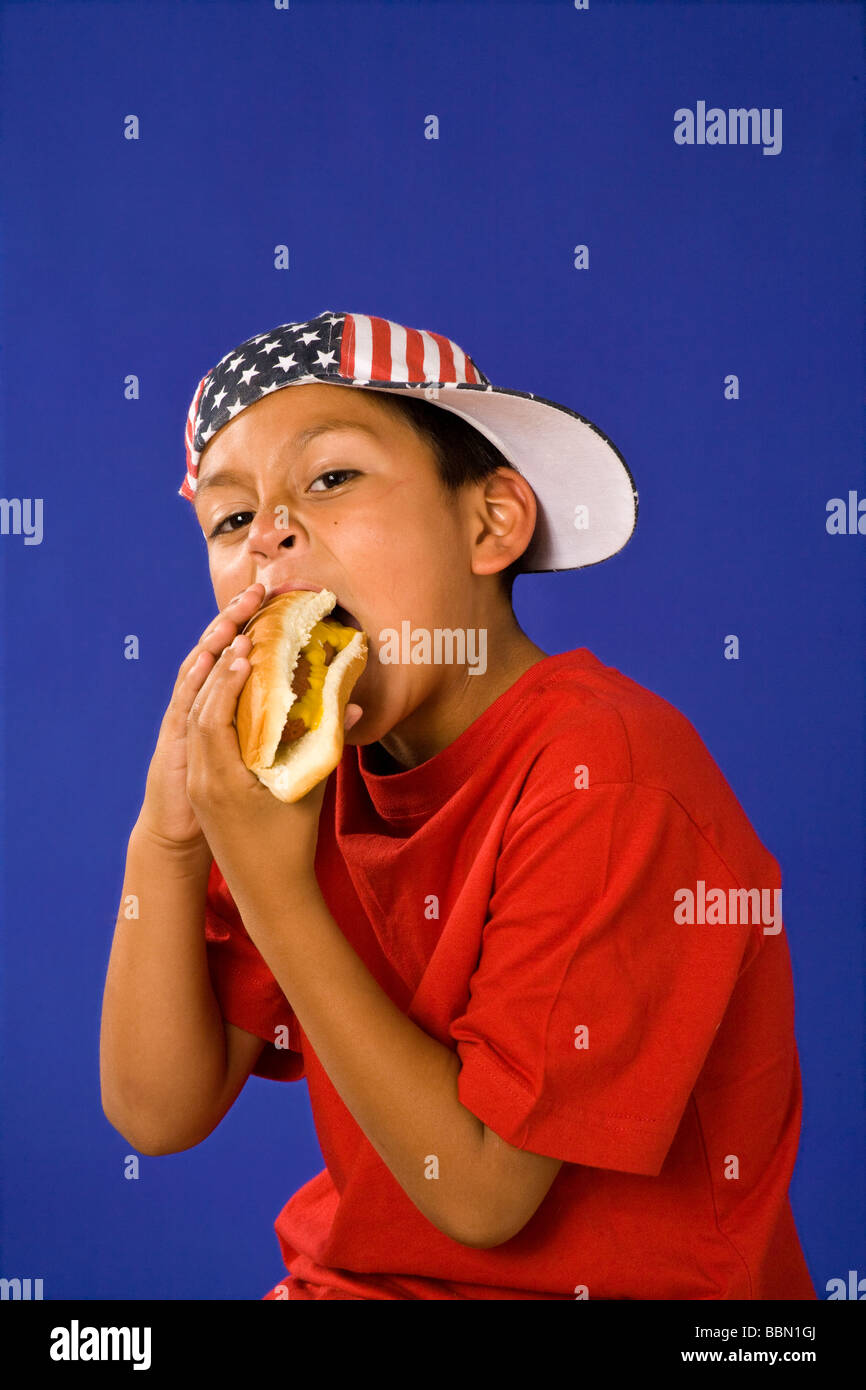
279,639,337,746
291,654,311,698
278,715,307,748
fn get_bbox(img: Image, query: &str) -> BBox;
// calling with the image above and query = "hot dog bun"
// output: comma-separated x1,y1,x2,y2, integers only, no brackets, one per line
235,588,367,803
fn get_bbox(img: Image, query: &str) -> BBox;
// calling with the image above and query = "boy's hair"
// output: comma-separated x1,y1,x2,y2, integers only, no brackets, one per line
369,391,534,601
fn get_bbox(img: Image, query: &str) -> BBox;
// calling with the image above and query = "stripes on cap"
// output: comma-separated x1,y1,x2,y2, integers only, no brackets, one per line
339,313,486,390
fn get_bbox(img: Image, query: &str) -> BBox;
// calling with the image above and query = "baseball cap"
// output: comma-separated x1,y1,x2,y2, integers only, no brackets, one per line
180,309,638,573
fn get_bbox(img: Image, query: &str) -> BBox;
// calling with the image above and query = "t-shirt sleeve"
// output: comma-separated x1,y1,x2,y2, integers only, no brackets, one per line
449,780,756,1176
204,861,305,1082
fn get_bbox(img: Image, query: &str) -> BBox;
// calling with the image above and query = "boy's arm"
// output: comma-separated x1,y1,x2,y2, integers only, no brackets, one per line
100,821,264,1155
477,1124,564,1245
237,885,562,1249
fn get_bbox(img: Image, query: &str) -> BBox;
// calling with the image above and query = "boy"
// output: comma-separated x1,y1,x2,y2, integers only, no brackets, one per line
100,309,816,1300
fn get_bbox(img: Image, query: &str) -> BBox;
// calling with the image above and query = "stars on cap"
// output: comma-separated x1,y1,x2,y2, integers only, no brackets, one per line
194,310,346,452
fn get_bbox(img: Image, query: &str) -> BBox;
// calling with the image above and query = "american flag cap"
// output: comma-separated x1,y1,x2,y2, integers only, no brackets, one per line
180,309,637,572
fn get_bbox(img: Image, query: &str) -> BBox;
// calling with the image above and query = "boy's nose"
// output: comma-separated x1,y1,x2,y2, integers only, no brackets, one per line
247,506,303,551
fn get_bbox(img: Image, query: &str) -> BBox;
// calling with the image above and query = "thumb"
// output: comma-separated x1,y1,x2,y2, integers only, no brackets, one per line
344,702,363,733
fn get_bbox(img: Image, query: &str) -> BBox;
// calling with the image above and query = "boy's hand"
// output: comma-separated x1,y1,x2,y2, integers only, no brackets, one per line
137,582,268,855
184,627,362,920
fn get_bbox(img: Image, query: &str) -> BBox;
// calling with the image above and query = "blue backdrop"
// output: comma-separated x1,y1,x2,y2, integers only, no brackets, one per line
0,0,862,1300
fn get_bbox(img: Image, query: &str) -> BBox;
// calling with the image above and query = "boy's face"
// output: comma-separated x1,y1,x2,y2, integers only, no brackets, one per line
192,381,501,748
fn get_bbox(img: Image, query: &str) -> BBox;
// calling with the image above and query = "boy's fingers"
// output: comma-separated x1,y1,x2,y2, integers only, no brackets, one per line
199,583,266,647
192,585,264,660
187,637,254,773
162,649,215,733
171,585,264,699
166,634,242,731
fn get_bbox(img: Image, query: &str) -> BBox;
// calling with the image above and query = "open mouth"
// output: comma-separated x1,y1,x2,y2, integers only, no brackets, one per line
331,602,362,632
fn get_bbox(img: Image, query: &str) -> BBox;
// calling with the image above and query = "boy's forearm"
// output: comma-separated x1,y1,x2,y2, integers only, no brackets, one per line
235,885,493,1248
100,821,227,1151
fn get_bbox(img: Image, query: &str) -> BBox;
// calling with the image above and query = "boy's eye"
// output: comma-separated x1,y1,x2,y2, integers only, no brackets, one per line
309,468,358,493
209,511,253,539
207,470,358,538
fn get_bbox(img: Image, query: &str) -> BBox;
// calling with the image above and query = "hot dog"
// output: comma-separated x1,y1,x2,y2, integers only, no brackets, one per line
235,588,367,802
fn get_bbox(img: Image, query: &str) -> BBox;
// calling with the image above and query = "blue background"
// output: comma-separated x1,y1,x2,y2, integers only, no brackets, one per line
0,0,862,1300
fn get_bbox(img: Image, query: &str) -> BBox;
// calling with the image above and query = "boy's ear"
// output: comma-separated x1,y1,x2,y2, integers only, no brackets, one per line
469,469,537,580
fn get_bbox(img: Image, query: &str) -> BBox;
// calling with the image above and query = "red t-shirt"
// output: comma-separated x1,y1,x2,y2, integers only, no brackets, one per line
204,647,816,1301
